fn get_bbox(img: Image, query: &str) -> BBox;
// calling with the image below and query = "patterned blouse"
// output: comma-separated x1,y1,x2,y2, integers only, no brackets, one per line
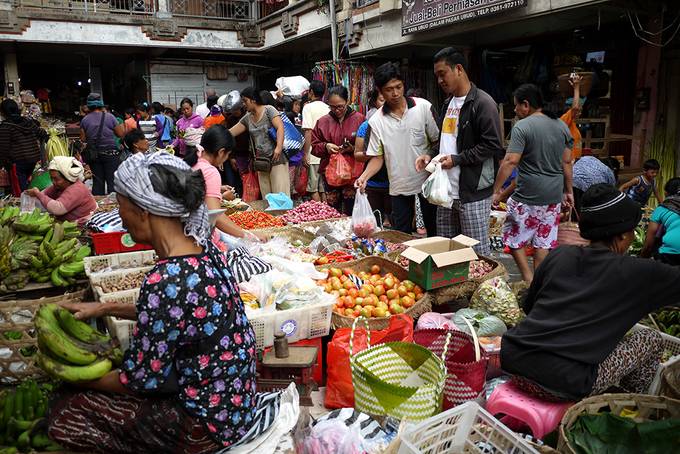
119,244,257,448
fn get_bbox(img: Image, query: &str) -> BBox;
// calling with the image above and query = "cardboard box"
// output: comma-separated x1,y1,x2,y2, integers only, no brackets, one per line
400,235,479,290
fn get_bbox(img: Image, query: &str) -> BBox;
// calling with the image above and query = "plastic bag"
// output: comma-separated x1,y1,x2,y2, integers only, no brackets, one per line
294,165,308,196
325,153,352,187
470,277,525,327
265,192,293,210
415,312,458,331
453,308,507,337
20,192,36,213
351,191,377,237
421,162,454,208
275,76,310,97
220,90,242,112
325,314,414,409
242,172,260,202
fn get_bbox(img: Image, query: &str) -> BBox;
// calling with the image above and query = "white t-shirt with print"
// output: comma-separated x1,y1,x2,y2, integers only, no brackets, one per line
301,100,330,165
439,96,466,199
366,97,440,196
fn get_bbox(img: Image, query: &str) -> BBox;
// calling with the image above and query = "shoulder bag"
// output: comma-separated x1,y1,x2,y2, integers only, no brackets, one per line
251,109,274,173
82,112,106,164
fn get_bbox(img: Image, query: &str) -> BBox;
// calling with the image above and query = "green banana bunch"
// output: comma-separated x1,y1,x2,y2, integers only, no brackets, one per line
36,353,112,383
0,207,19,226
12,209,53,234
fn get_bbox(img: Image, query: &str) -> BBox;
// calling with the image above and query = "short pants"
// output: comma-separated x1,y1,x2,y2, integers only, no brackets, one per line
502,197,561,250
306,164,325,193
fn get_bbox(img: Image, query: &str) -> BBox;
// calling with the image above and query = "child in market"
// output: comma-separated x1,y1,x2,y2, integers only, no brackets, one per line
619,159,663,207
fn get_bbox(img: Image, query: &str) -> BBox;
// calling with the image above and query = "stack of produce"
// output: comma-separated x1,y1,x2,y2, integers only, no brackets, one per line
0,208,90,290
34,304,122,383
0,379,61,452
280,201,343,224
470,277,525,327
319,265,424,319
313,250,354,265
229,211,286,230
468,260,495,279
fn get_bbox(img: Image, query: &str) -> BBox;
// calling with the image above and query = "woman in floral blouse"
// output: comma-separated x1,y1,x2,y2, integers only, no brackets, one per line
52,152,278,453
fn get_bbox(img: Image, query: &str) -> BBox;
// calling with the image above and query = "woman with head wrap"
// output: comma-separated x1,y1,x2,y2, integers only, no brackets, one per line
25,156,97,226
79,93,125,195
0,98,48,193
501,184,680,401
54,152,281,453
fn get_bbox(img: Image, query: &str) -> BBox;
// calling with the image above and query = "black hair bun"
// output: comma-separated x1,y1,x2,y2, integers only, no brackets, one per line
149,164,206,212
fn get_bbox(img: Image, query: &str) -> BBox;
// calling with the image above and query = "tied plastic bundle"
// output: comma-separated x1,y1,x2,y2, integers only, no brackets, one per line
470,277,525,327
351,191,378,237
422,161,454,208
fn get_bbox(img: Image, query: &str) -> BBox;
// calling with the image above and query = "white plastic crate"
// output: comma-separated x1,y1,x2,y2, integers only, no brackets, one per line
97,288,141,305
398,402,539,454
248,300,334,349
632,323,680,395
84,250,157,276
104,316,135,351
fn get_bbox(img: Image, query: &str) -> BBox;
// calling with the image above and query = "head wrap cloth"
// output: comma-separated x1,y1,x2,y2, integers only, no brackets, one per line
49,157,85,183
114,152,210,245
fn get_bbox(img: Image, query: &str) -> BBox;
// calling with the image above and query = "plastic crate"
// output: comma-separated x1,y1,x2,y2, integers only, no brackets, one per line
248,300,334,350
90,231,152,255
98,288,141,305
398,401,539,454
104,316,135,351
632,323,680,395
84,250,157,276
89,266,153,298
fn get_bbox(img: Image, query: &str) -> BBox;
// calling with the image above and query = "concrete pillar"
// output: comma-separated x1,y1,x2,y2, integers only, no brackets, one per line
4,52,19,98
155,0,172,18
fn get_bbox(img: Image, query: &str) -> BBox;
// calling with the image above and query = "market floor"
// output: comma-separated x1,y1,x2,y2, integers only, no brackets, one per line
488,250,523,283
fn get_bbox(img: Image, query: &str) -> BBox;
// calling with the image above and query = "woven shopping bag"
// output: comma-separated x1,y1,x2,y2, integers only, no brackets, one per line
557,208,590,247
414,328,488,410
349,317,449,422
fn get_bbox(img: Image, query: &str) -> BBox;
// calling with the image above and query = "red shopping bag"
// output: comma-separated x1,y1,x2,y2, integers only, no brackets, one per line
351,158,364,179
414,328,488,410
242,172,260,202
325,153,352,187
325,314,414,409
294,165,308,196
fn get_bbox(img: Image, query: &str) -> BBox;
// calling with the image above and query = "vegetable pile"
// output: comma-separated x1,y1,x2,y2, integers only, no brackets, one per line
453,308,507,337
280,201,343,224
314,250,354,265
470,277,525,327
229,211,286,230
468,260,494,279
651,308,680,337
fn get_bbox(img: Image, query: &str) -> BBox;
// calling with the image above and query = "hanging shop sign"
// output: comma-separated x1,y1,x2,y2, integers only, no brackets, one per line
402,0,527,35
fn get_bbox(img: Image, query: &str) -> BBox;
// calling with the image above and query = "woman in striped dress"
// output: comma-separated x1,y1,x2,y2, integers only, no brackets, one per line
136,104,162,151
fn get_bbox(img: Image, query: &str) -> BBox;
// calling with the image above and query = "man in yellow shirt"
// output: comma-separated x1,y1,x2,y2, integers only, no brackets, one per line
560,74,584,160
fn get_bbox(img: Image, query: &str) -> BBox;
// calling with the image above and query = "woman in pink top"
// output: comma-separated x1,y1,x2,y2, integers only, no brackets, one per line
25,156,97,226
185,125,263,242
172,98,204,158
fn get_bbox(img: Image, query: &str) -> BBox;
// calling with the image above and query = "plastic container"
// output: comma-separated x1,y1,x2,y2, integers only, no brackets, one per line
90,231,152,255
398,401,539,454
104,316,136,351
84,250,157,276
632,323,680,395
248,300,334,350
89,266,153,300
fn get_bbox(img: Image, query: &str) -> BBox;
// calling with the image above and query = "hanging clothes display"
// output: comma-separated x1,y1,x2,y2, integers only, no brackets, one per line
311,61,374,115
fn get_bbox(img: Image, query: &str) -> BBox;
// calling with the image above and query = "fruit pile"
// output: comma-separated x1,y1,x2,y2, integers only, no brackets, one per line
229,211,286,230
0,208,90,290
318,265,425,319
35,304,122,384
0,379,61,452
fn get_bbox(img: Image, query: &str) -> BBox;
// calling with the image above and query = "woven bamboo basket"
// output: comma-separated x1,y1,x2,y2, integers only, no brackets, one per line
431,256,508,305
317,256,432,330
250,226,316,245
0,290,85,383
372,230,415,243
557,393,680,453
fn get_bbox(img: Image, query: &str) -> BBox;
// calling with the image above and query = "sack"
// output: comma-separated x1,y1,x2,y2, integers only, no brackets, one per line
350,318,448,421
242,172,261,202
253,155,272,173
414,328,487,410
470,277,524,327
558,209,590,247
351,191,378,237
275,76,310,97
325,314,413,409
293,165,308,196
325,153,353,187
422,162,453,208
268,113,303,159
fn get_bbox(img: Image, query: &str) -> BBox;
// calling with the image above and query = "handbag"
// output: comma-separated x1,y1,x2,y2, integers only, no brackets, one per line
268,112,304,160
250,134,272,173
83,112,106,164
557,208,590,247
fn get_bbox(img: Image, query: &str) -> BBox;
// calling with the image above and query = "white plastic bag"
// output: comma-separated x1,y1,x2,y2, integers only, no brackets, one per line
351,191,378,237
422,162,454,208
275,76,310,97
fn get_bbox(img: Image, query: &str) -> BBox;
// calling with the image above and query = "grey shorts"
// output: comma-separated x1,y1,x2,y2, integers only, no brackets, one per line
306,164,326,193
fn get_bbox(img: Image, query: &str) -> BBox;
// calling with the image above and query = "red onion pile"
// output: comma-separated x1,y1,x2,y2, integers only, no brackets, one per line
280,201,343,224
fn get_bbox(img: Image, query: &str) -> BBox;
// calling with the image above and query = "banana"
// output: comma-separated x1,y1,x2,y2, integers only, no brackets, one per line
34,305,98,365
36,353,112,382
108,347,124,367
50,268,69,287
43,241,55,260
36,304,112,356
55,306,111,345
58,261,84,277
29,256,44,270
51,223,64,246
74,245,91,260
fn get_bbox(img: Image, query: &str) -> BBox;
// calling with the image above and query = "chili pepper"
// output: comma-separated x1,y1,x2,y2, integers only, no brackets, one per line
229,211,286,230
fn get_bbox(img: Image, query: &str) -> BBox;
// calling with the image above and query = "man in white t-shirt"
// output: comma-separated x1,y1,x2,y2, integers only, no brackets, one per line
355,62,440,235
301,80,330,202
195,88,216,118
415,48,504,255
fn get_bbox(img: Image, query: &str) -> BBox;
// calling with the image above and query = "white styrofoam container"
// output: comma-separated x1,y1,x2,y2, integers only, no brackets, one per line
97,288,141,305
247,301,334,349
104,316,136,352
632,323,680,395
398,401,539,454
84,250,157,276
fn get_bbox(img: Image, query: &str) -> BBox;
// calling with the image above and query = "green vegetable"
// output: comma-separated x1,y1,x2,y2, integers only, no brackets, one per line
453,308,507,337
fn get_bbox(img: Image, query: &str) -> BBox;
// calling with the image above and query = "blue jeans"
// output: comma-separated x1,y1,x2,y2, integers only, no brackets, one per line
90,153,119,195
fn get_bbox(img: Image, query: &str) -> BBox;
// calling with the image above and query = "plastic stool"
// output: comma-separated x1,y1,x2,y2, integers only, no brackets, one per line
485,382,573,439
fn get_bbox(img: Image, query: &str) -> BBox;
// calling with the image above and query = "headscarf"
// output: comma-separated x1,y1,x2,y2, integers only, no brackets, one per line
114,152,210,244
579,184,641,241
86,93,105,108
48,156,85,183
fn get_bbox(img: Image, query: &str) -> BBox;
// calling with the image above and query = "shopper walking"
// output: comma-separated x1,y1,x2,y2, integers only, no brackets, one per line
80,93,125,195
0,98,48,192
493,84,574,283
416,47,503,255
229,87,289,197
171,98,204,158
355,62,439,235
152,102,172,148
302,80,330,202
311,85,365,214
223,103,248,196
136,103,162,150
